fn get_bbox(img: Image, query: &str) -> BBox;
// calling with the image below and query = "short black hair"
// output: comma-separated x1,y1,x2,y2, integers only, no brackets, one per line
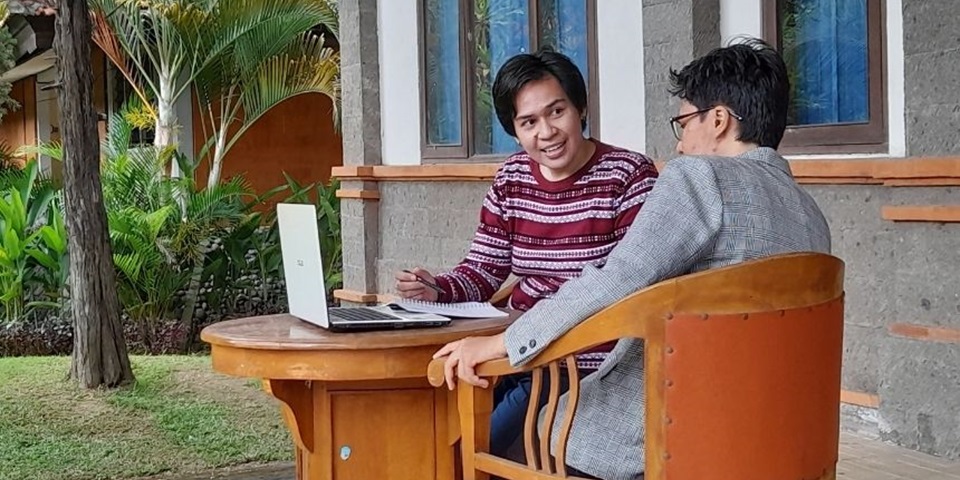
492,47,588,137
668,37,790,148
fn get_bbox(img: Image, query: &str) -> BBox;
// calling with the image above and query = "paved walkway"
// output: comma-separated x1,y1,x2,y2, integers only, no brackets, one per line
179,432,960,479
156,463,292,480
838,432,960,479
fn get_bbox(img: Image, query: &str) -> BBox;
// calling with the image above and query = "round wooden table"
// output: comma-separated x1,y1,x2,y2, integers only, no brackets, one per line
201,312,519,480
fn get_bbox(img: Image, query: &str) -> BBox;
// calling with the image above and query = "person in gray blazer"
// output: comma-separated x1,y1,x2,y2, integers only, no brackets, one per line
432,37,832,480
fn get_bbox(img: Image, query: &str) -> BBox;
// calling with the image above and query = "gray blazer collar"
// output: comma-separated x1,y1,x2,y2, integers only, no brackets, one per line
738,147,792,176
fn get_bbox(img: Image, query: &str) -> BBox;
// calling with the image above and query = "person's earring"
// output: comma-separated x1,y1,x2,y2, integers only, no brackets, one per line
515,137,520,145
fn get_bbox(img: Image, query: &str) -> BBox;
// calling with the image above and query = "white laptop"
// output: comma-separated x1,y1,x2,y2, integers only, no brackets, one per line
276,202,451,331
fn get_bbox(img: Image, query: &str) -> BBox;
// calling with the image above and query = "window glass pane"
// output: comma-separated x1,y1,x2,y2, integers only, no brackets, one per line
472,0,530,155
538,0,589,134
779,0,869,126
425,0,463,146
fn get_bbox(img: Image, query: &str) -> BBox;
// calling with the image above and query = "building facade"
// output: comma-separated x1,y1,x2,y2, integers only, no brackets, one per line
334,0,960,460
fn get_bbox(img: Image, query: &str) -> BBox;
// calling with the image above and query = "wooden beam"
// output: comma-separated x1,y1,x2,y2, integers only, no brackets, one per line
840,390,880,408
789,159,880,179
332,164,500,181
332,289,379,304
335,189,380,200
331,157,960,186
796,177,882,185
884,178,960,187
874,157,960,179
881,206,960,223
889,323,960,344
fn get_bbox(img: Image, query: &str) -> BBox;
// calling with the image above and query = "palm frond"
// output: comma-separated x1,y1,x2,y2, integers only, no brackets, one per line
0,3,10,27
317,0,339,40
229,3,331,77
91,2,157,118
248,32,339,117
192,0,331,95
102,110,135,160
220,34,339,159
91,0,163,102
15,142,63,162
185,177,252,223
102,145,173,213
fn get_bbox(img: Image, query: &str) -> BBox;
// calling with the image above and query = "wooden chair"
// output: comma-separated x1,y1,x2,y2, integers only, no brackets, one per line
428,252,845,480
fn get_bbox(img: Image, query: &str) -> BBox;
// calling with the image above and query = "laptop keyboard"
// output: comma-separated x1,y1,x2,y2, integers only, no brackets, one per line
329,307,398,322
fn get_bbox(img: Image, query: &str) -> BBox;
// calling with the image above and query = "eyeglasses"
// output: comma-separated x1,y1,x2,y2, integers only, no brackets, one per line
669,107,744,141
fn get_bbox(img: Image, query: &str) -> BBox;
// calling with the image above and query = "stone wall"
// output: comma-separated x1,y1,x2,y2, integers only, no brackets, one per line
375,182,490,294
903,0,960,156
641,0,721,160
337,0,383,296
808,182,960,459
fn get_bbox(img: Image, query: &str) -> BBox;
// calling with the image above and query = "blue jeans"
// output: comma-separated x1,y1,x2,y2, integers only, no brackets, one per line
490,370,575,457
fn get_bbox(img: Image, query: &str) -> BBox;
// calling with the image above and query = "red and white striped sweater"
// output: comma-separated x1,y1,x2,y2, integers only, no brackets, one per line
434,140,658,370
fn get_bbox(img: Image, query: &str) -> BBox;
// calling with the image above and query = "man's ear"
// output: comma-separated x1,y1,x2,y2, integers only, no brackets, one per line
713,107,733,139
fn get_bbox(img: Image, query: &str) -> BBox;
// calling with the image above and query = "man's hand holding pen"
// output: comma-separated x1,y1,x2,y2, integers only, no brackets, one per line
394,267,444,301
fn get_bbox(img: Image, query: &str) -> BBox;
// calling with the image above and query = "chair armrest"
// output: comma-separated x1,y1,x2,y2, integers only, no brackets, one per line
427,286,670,387
427,357,445,387
514,288,670,370
427,357,524,387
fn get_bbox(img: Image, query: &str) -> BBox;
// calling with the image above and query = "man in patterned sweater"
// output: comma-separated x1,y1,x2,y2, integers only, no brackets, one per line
395,48,658,456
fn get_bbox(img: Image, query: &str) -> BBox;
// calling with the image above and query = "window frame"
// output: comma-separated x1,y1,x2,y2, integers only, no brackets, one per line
762,0,887,154
418,0,600,163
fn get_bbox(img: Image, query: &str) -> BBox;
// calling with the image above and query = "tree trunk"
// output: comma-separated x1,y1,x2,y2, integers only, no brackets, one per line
153,100,183,178
155,78,181,178
56,0,134,388
206,131,227,188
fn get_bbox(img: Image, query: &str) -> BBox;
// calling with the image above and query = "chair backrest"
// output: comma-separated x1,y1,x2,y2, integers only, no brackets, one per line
660,256,844,480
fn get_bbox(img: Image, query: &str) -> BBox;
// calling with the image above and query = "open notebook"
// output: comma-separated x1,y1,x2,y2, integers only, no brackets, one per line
390,298,509,319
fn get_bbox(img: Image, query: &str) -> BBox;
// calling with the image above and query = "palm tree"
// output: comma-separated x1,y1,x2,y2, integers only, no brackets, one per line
193,1,340,188
90,0,339,181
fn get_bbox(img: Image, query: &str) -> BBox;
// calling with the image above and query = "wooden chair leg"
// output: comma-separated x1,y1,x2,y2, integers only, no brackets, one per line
458,380,493,480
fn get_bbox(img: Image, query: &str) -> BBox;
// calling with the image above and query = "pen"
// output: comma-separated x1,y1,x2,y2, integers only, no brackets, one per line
403,269,445,294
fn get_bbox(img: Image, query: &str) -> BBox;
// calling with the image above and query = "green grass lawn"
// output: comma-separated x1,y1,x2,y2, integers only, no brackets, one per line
0,355,293,480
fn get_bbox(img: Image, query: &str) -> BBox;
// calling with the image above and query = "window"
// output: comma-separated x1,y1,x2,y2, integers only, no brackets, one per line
421,0,598,161
763,0,885,154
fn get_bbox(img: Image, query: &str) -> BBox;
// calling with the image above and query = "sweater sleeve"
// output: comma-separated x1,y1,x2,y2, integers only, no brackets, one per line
433,181,513,302
613,157,659,238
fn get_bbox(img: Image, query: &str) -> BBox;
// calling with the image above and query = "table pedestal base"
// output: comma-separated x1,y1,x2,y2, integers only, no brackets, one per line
267,378,458,480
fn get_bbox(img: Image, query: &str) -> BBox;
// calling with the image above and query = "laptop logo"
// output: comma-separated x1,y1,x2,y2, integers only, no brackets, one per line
297,259,304,267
